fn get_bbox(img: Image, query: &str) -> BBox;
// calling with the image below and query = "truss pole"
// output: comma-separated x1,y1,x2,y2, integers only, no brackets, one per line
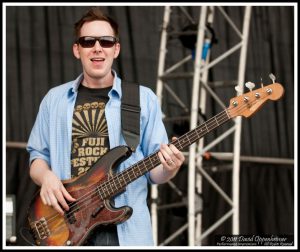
188,6,208,246
195,6,215,245
232,6,252,235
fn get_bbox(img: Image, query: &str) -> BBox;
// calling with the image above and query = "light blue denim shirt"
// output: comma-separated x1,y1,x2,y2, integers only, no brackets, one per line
27,71,169,246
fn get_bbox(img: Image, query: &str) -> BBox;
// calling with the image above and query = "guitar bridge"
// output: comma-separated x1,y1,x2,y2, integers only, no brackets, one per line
30,217,51,240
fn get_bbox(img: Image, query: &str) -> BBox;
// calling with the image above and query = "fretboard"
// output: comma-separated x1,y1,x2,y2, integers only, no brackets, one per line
97,109,231,199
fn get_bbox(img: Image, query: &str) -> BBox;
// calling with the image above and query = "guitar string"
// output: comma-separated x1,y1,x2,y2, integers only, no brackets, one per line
34,94,268,231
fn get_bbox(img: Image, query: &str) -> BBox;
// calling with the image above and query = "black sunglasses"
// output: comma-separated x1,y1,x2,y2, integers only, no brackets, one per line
77,36,118,48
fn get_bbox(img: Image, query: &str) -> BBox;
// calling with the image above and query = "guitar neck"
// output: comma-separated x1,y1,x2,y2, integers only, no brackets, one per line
97,109,231,198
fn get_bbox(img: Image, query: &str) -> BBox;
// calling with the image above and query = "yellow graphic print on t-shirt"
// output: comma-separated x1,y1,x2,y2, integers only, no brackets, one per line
71,102,109,177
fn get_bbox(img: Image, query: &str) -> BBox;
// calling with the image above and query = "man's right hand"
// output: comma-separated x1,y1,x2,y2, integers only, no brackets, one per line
40,170,76,215
29,159,76,215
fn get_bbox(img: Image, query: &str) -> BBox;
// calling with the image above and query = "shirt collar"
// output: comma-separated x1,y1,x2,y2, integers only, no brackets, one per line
70,73,84,93
110,70,122,99
69,70,122,98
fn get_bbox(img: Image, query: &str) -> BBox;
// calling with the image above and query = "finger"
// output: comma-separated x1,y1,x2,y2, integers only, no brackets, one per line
160,146,173,163
170,137,185,162
54,190,70,211
171,136,178,142
53,204,64,216
159,151,176,169
40,193,50,206
48,192,64,215
161,143,174,157
158,151,171,168
167,159,176,167
40,188,51,206
169,144,185,163
162,145,179,167
61,186,76,202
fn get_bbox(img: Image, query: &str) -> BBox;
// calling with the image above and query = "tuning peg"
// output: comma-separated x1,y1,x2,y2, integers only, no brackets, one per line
260,77,264,88
235,85,243,94
269,73,276,83
245,82,255,91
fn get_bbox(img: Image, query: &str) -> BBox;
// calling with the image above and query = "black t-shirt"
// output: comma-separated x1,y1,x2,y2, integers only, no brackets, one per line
71,84,111,178
71,84,119,245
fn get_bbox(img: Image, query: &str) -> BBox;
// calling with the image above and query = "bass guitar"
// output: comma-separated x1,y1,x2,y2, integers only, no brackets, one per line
27,82,284,245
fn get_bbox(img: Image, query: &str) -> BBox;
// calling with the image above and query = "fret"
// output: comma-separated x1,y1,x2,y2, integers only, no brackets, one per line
225,109,230,119
190,130,198,143
98,184,107,199
151,154,161,168
214,116,219,126
112,172,127,195
155,154,160,164
141,160,148,173
131,168,137,179
118,173,126,187
183,134,191,145
112,175,118,192
194,126,201,138
123,170,130,181
195,127,202,137
204,121,209,132
124,169,135,186
216,112,223,122
118,172,128,189
123,170,131,185
107,178,115,195
139,163,145,174
114,176,122,191
174,140,182,150
177,135,187,149
148,156,155,169
206,118,216,131
135,165,141,177
141,159,149,172
180,136,186,146
96,186,104,200
220,110,230,123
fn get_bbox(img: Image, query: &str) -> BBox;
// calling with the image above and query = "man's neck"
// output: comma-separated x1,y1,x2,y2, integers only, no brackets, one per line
82,72,114,89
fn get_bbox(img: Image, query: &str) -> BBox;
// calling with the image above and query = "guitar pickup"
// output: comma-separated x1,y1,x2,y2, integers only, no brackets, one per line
66,202,78,224
67,213,77,224
92,204,104,218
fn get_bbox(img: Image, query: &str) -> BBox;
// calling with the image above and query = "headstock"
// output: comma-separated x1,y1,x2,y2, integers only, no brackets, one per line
228,82,284,118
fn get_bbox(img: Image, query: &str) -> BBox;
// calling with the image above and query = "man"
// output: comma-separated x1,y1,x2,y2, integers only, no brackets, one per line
27,7,185,246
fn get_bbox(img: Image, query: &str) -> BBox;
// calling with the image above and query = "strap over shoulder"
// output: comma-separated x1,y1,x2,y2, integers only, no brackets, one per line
121,81,140,152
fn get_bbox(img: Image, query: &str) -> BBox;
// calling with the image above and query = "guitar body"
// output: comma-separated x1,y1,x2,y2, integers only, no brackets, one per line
27,146,133,246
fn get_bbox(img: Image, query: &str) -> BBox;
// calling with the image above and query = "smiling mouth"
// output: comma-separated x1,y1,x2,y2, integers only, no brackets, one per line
91,58,105,62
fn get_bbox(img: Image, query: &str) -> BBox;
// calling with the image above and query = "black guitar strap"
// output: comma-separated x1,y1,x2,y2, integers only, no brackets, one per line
121,81,140,152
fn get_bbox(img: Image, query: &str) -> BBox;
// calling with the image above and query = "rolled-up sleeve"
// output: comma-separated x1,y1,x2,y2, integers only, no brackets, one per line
139,87,168,184
27,92,51,167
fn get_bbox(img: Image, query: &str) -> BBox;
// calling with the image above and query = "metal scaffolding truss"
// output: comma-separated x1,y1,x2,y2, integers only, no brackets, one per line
151,6,252,246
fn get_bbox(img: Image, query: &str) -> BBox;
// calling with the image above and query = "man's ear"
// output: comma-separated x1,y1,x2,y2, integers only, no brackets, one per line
73,43,80,59
113,43,121,59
